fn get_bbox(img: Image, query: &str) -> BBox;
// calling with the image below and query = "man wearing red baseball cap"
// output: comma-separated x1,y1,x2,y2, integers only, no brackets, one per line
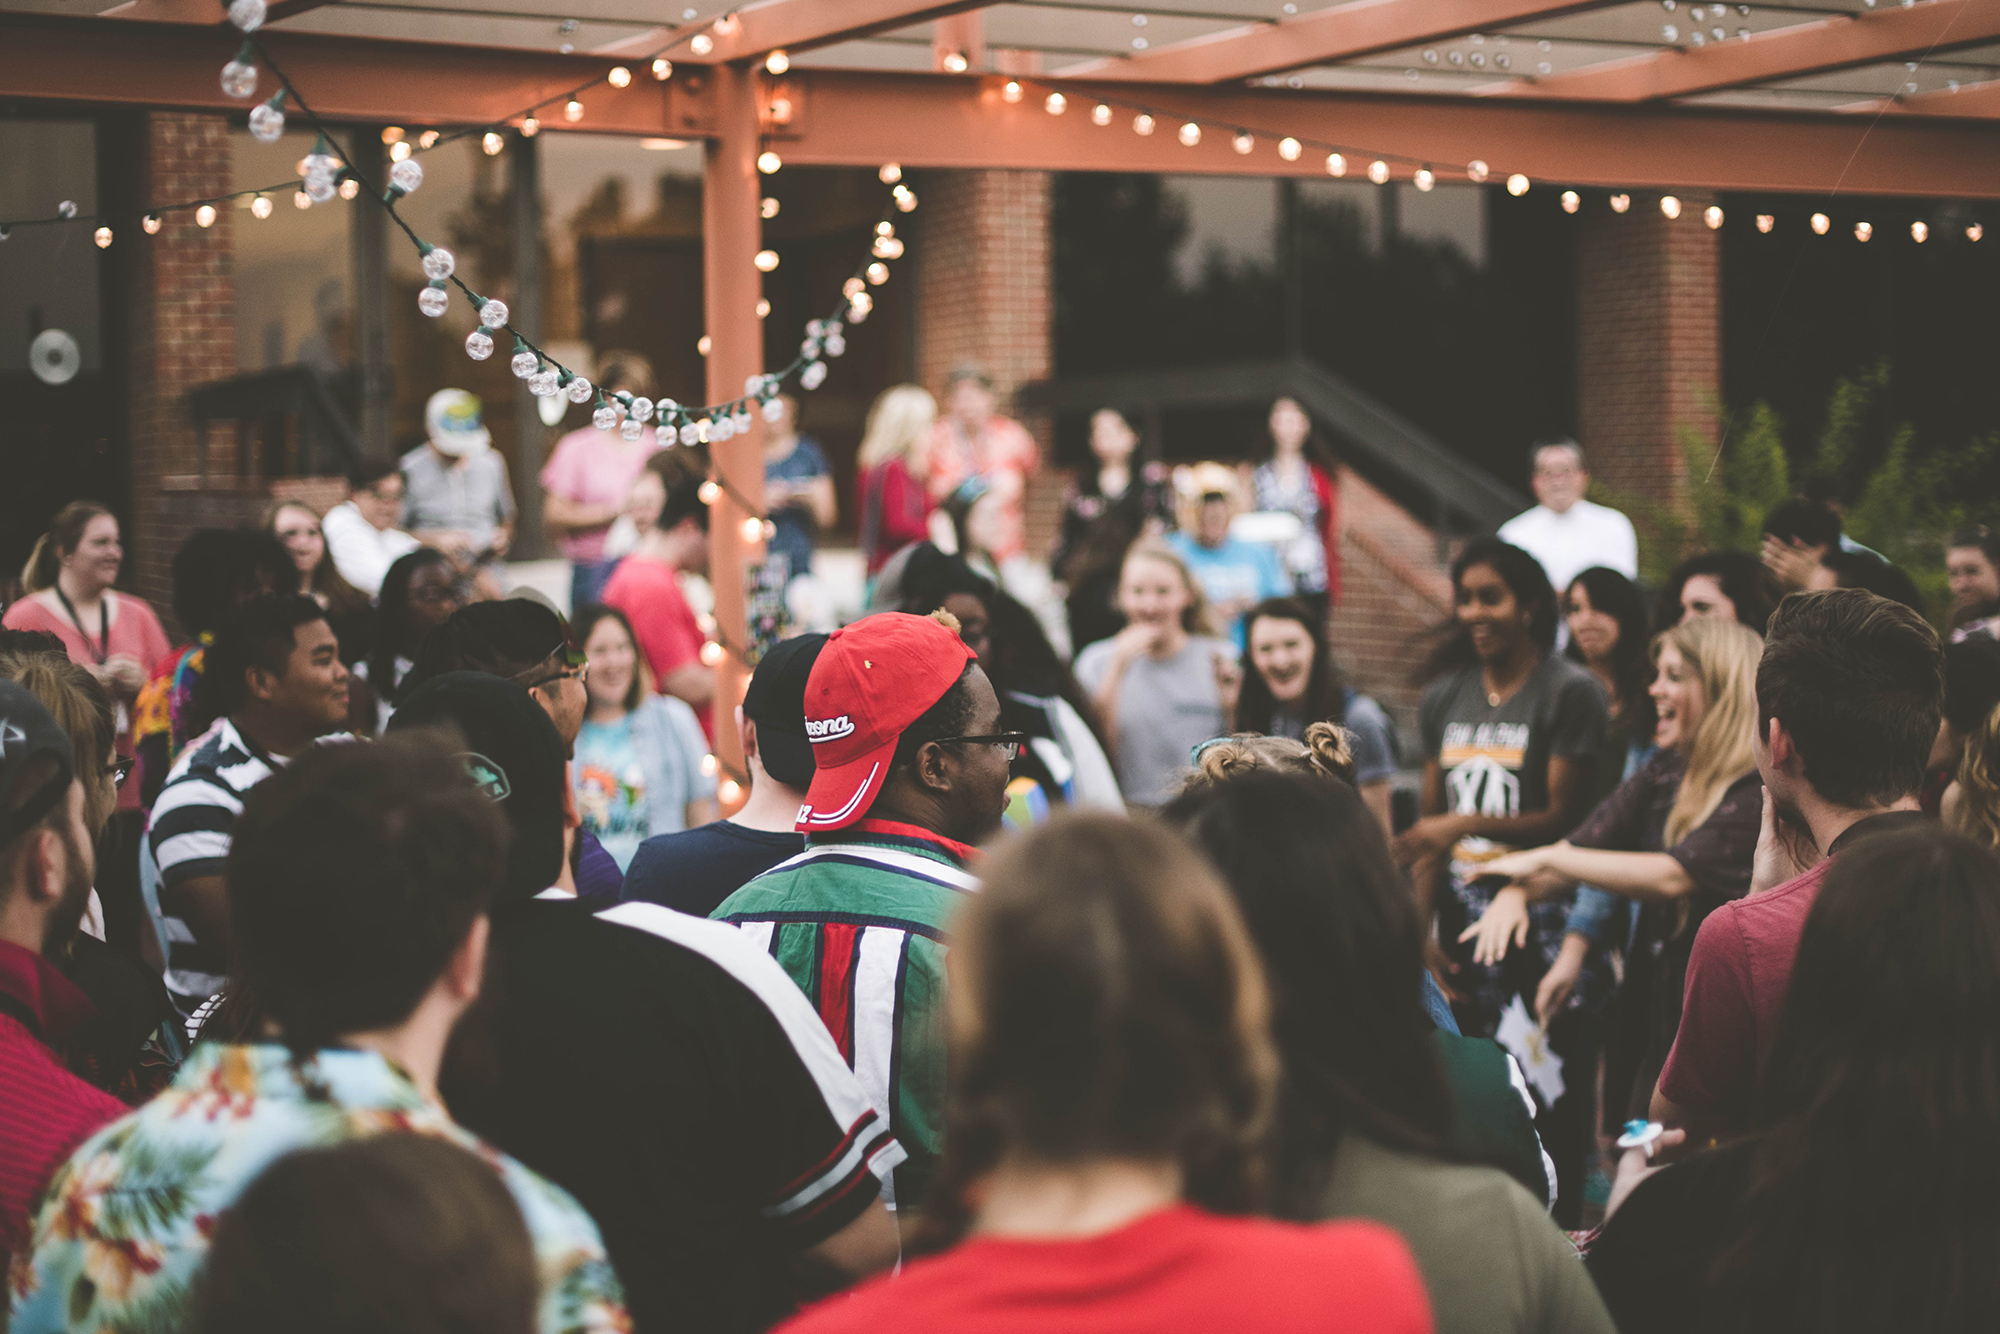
712,612,1015,1215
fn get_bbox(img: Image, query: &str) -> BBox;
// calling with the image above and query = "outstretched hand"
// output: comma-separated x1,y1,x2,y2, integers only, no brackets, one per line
1458,885,1531,966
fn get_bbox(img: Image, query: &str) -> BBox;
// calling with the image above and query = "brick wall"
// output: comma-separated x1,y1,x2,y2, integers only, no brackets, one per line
1575,193,1721,521
128,112,237,619
1326,466,1456,733
912,169,1060,556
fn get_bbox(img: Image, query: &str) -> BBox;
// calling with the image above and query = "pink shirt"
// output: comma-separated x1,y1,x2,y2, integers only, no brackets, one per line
926,415,1040,562
601,554,711,741
539,426,660,562
3,592,172,813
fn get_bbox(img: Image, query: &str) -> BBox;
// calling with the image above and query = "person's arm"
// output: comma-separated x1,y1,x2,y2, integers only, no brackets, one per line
795,472,838,529
1360,781,1392,835
543,492,623,535
660,664,715,708
1081,628,1153,755
794,1199,900,1292
1494,842,1696,903
164,873,231,956
1398,751,1597,862
1650,903,1758,1148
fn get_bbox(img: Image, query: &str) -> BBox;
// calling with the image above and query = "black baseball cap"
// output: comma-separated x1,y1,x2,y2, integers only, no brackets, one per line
0,680,75,845
742,633,827,789
386,671,566,903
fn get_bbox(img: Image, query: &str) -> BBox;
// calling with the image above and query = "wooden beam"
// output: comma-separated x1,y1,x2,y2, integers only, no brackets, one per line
1492,0,2000,102
701,0,988,61
1863,76,2000,117
1060,0,1615,85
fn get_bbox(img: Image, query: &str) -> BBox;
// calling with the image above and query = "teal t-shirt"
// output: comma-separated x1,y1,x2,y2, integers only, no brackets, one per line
575,717,649,869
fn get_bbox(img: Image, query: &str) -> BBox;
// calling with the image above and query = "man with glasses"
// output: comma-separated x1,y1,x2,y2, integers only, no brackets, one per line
322,461,421,599
1497,439,1638,595
713,611,1015,1217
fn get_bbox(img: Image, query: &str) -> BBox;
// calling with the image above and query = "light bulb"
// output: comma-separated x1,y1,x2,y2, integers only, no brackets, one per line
565,99,584,122
1467,159,1489,183
389,158,423,194
700,640,725,666
1368,159,1389,184
228,0,265,30
757,150,782,174
825,333,846,357
679,421,700,445
1610,193,1631,213
249,101,285,143
1133,113,1155,135
196,204,217,228
593,402,619,430
389,140,411,162
690,32,713,55
1561,190,1580,213
1660,194,1682,219
763,397,786,422
943,51,969,73
143,213,162,234
1091,103,1113,126
57,200,76,219
1811,212,1830,234
718,779,742,805
1969,224,1984,242
1279,137,1302,162
483,131,505,155
94,226,112,249
338,178,360,200
418,283,449,317
1756,214,1774,233
382,126,405,143
1704,204,1724,229
529,368,561,397
620,417,644,441
1178,121,1201,146
1854,220,1872,241
879,163,902,183
251,194,272,218
1415,166,1435,192
1232,131,1254,154
700,752,718,777
1045,92,1067,115
422,246,455,280
652,57,672,80
565,375,593,403
754,249,780,271
876,221,894,237
848,290,874,318
629,396,655,423
756,298,770,318
712,415,735,442
741,516,765,542
521,116,540,137
221,58,258,99
609,64,632,87
465,329,494,360
866,261,889,285
1002,80,1023,103
801,360,828,389
509,349,538,379
895,188,917,212
294,190,311,209
1911,220,1929,242
699,481,722,505
419,130,440,148
697,335,712,356
765,49,789,74
306,173,336,203
479,298,509,328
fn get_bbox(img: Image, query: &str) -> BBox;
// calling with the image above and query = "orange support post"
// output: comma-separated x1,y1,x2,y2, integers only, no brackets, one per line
703,61,764,814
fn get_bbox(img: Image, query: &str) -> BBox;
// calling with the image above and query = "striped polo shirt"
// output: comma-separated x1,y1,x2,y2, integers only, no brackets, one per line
711,823,976,1211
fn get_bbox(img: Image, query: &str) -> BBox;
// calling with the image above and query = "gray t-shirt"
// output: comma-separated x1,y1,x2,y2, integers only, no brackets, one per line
1074,634,1233,806
401,443,516,556
1273,689,1399,785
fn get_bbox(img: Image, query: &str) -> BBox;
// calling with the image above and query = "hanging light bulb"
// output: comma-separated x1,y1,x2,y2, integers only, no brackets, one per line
479,298,510,327
942,50,970,73
699,481,722,505
294,191,311,209
521,116,540,137
465,329,494,360
760,196,780,219
764,49,789,75
1414,166,1435,192
227,0,264,30
849,290,874,318
1756,214,1775,233
1133,113,1155,135
565,99,585,122
620,417,644,441
1561,190,1580,213
894,186,917,212
565,375,594,404
1854,220,1872,241
389,158,424,194
690,32,714,55
801,360,828,389
1232,131,1254,154
1091,103,1113,126
1365,159,1388,184
1278,137,1302,161
879,163,902,183
422,246,455,280
866,261,889,285
221,55,258,99
1969,223,1985,242
1610,193,1631,213
593,400,619,431
418,281,449,317
1811,212,1830,234
652,57,673,80
757,150,782,174
306,173,336,203
1704,205,1724,229
249,97,285,143
1467,160,1490,183
697,335,713,356
338,178,360,200
628,395,655,422
382,126,405,144
389,140,411,163
94,226,113,249
1178,121,1201,147
700,640,725,666
247,193,271,219
483,131,505,155
1045,91,1067,115
754,249,780,272
1506,173,1530,196
143,213,162,234
843,277,865,298
1002,80,1023,103
719,778,743,805
195,204,217,228
419,130,440,148
741,516,765,542
1659,195,1682,219
1911,220,1929,242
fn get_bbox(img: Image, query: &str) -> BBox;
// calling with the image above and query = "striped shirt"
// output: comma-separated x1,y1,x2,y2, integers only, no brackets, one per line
711,825,977,1211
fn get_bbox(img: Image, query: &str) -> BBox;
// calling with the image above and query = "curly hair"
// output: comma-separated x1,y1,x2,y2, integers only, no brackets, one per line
1181,723,1357,796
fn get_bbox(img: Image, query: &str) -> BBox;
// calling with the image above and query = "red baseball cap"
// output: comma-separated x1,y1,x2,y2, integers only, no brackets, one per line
796,613,977,832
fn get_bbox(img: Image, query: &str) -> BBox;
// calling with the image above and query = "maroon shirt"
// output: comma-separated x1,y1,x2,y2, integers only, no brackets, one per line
0,940,126,1276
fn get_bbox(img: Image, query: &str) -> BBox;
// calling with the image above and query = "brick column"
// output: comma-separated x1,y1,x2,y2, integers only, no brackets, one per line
128,112,237,616
1574,192,1721,515
911,169,1055,552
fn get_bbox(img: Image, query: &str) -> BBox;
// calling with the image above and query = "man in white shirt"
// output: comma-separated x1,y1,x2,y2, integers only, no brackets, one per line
1497,439,1638,594
323,461,420,597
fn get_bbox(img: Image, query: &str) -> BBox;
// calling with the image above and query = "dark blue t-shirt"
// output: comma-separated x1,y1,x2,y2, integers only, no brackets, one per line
621,820,805,918
765,438,829,581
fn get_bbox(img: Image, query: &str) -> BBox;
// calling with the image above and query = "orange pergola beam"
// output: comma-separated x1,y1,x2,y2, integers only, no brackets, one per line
701,0,986,60
1061,0,1614,84
769,70,2000,198
1495,0,2000,102
1866,76,2000,117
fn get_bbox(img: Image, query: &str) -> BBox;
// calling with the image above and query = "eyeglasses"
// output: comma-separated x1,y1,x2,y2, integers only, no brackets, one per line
106,755,135,788
516,645,589,692
932,732,1030,761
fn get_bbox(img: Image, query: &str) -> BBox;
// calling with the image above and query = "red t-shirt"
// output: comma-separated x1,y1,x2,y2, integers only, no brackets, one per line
601,554,710,739
777,1204,1431,1334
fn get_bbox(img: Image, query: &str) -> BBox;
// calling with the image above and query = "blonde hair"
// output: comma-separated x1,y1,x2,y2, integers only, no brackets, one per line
1120,539,1219,638
1951,702,2000,850
1657,616,1763,847
857,384,938,471
1182,722,1356,796
0,650,118,835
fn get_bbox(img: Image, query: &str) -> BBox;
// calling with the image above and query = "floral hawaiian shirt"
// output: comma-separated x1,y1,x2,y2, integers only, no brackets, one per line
9,1043,628,1334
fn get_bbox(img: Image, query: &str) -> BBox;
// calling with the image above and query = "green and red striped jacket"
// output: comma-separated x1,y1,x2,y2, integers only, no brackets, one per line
710,821,977,1212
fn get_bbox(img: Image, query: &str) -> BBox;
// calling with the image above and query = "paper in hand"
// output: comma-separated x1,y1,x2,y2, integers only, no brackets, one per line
1496,994,1566,1108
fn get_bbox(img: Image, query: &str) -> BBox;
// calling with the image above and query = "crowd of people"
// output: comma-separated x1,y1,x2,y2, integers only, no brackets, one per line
7,364,2000,1334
